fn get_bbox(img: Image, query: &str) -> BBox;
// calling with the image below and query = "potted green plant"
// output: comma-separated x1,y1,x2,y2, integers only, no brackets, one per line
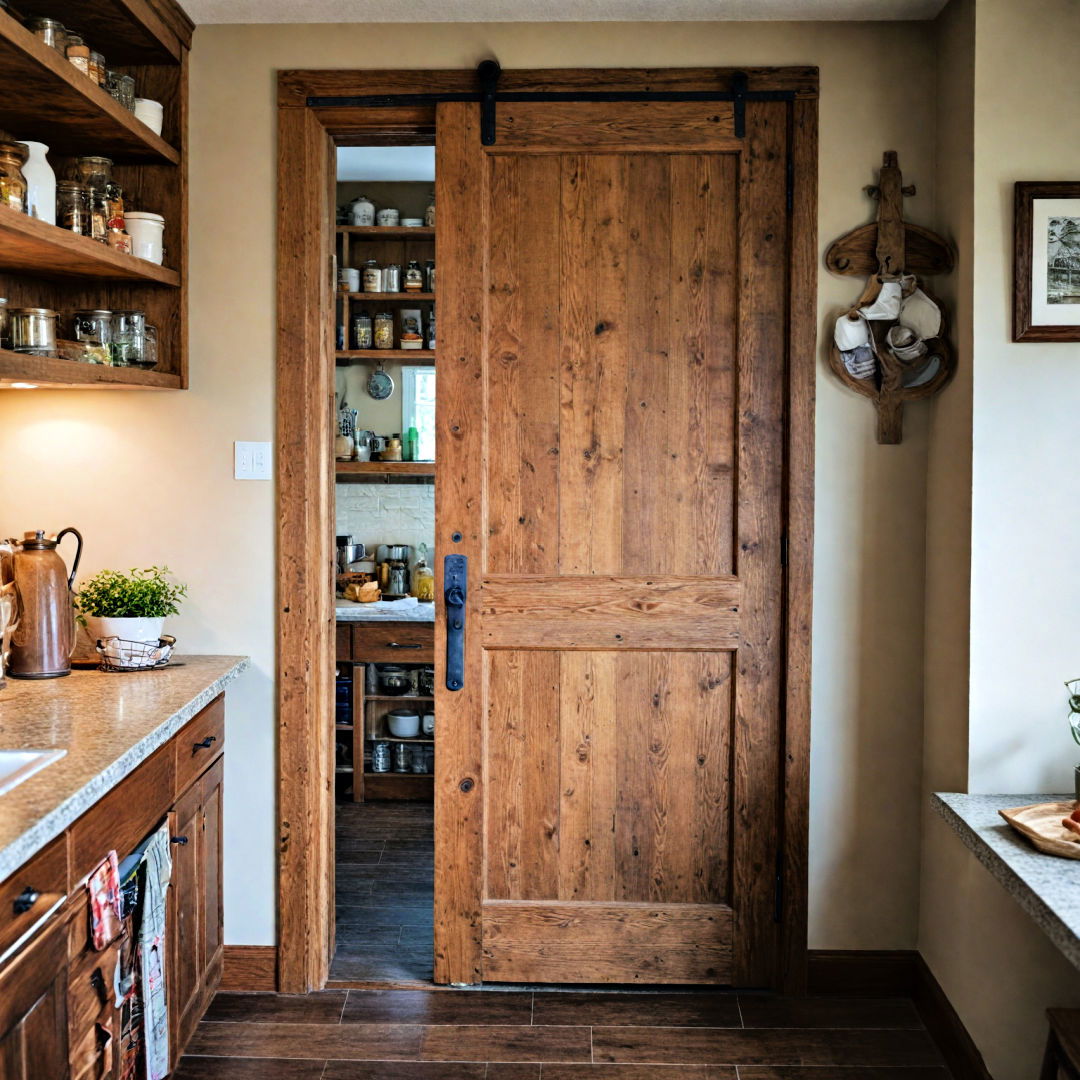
77,566,187,648
1067,678,1080,802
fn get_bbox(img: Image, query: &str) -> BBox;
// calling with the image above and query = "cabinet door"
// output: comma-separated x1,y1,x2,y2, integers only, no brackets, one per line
169,780,203,1057
0,918,68,1080
200,756,224,994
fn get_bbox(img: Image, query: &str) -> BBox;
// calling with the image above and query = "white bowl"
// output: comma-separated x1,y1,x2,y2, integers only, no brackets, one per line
386,710,420,737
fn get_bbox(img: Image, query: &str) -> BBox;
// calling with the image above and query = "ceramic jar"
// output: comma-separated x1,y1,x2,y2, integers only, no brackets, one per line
349,194,375,226
133,98,164,135
18,142,55,225
125,212,165,263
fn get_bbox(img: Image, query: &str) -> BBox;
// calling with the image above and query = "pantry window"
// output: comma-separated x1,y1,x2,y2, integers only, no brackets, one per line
402,365,436,462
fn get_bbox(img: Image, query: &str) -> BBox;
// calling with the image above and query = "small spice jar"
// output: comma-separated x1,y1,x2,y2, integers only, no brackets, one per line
105,71,136,111
373,312,394,350
0,141,28,212
404,260,424,292
27,17,66,52
362,259,382,293
351,312,373,350
65,35,91,77
56,180,91,235
9,307,58,356
88,51,106,85
72,157,114,242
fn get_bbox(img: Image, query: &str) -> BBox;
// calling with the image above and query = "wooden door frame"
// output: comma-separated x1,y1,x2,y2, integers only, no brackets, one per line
275,65,818,994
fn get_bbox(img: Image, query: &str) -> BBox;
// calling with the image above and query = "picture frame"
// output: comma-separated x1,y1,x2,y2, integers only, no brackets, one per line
1014,181,1080,342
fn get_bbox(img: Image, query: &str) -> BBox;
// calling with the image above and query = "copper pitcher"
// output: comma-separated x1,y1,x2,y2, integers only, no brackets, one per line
1,528,83,679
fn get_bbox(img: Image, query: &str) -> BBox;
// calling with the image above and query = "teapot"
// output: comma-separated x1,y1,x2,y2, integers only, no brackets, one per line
0,528,83,679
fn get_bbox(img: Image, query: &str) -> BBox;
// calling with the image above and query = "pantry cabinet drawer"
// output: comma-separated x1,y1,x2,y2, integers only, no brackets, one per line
351,621,434,663
175,695,225,795
0,833,67,960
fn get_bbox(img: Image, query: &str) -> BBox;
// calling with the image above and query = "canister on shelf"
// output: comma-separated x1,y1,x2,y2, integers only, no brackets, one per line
351,312,373,350
66,39,91,77
349,194,375,226
110,310,146,367
376,207,400,227
404,260,424,292
372,742,391,773
373,312,394,350
88,51,106,85
382,264,402,293
425,192,435,227
9,308,58,356
362,259,382,293
0,141,28,212
27,18,66,52
393,742,410,773
105,71,136,111
424,260,435,292
73,310,112,345
338,266,359,293
56,180,91,235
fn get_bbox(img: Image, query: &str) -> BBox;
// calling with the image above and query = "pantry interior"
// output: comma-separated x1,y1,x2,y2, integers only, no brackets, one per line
331,143,437,984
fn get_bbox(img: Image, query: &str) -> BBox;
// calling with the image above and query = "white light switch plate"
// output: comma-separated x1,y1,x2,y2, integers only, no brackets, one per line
234,441,272,480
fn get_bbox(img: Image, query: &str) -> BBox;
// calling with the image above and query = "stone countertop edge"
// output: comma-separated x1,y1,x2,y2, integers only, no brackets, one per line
0,657,250,883
934,791,1080,973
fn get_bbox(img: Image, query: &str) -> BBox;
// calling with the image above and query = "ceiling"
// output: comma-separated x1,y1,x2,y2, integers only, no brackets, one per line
337,146,435,182
181,0,948,22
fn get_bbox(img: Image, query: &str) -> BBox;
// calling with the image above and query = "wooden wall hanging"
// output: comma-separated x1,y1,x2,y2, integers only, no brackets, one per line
825,151,955,444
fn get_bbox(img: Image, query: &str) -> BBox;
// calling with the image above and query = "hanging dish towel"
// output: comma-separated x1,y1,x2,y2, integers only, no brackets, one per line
139,824,172,1080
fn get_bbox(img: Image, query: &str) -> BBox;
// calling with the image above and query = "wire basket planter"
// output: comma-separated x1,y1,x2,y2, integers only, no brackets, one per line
95,635,176,673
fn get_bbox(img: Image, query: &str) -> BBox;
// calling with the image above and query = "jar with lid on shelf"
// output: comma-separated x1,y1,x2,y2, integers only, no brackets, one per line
349,194,375,226
88,51,106,85
71,157,114,243
9,308,58,356
373,312,394,350
425,192,435,227
362,259,382,293
27,18,66,52
56,180,91,235
351,312,373,350
404,261,424,292
0,141,28,213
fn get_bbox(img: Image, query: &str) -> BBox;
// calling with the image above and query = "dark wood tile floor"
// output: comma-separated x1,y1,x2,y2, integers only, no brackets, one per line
332,801,434,984
177,988,951,1078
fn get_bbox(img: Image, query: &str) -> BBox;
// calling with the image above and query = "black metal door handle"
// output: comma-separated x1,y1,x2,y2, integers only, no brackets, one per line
444,554,467,691
13,887,39,915
386,642,422,649
171,835,189,846
194,736,217,750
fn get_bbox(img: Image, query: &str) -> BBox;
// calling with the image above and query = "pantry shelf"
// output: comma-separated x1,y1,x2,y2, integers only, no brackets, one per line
0,208,180,284
336,462,435,479
337,226,435,240
342,292,435,302
0,10,180,163
0,349,183,389
336,350,435,364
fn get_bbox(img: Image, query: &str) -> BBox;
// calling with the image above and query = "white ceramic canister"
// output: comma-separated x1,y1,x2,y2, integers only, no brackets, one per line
376,207,400,226
125,212,165,264
337,266,360,293
133,98,164,135
18,142,55,225
349,194,375,226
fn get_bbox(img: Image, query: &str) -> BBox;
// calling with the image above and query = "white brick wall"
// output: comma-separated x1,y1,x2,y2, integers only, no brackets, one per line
335,483,435,563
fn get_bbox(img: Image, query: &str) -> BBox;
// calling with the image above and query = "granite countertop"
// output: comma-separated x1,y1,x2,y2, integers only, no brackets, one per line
335,598,435,623
0,655,249,882
934,792,1080,972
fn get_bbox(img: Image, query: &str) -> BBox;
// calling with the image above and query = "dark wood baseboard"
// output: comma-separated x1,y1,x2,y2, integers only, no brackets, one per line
220,945,278,992
807,950,991,1080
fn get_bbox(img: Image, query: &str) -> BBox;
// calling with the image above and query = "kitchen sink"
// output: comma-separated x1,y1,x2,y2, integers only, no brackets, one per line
0,749,66,797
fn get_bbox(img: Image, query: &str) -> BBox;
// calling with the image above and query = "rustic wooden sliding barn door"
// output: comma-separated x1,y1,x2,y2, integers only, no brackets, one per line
435,92,799,988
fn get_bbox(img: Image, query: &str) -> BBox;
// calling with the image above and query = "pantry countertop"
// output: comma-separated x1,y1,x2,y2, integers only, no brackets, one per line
0,655,248,882
336,599,435,622
934,792,1080,972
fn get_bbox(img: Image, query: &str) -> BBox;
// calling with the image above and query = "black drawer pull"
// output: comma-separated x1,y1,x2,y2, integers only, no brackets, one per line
194,735,217,750
171,835,189,846
13,887,39,915
386,642,422,649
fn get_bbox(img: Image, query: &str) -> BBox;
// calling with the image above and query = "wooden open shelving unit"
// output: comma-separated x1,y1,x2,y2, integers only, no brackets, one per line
336,461,435,480
336,348,434,364
338,226,434,240
0,0,191,390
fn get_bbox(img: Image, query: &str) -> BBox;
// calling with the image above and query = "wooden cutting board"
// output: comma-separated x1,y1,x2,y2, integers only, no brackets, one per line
999,800,1080,859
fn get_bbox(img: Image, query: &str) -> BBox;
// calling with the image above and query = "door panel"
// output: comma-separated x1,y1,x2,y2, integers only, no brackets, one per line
436,96,791,986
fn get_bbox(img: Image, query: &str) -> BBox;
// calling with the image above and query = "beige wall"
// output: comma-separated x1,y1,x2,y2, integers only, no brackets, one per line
919,1,1080,1077
0,21,939,950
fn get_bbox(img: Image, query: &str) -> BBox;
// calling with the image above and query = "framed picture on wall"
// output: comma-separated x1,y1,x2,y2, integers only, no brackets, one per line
1015,181,1080,342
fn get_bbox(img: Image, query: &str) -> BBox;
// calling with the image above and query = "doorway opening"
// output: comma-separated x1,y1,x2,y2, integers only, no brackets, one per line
331,144,437,985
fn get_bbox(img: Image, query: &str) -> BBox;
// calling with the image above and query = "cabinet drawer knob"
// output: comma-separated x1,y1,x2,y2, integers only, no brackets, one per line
386,642,421,649
13,887,39,915
194,735,217,751
171,835,189,846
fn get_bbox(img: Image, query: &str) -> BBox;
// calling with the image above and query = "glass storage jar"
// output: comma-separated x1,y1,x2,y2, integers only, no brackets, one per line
105,71,136,111
65,36,91,77
27,18,66,52
9,308,58,356
0,141,28,212
88,51,106,85
373,312,394,349
72,157,114,243
56,180,91,235
73,310,112,345
351,312,373,350
109,310,145,367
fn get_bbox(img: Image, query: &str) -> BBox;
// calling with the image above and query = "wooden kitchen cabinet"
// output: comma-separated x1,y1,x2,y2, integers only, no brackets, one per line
0,693,227,1077
0,916,68,1080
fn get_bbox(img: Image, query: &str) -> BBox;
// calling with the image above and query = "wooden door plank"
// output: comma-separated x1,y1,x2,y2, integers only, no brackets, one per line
557,651,618,900
480,577,741,650
481,900,733,983
434,101,487,984
484,153,561,575
493,102,738,150
731,101,789,985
